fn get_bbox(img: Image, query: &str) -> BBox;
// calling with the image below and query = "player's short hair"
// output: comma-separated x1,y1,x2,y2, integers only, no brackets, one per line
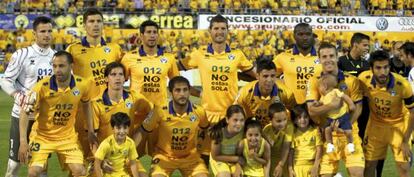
319,73,338,90
318,42,337,56
33,16,53,31
209,14,228,29
256,59,276,74
104,62,126,77
290,104,315,127
244,117,262,133
210,105,245,144
399,42,414,58
293,23,311,35
83,8,103,24
110,112,131,128
168,76,190,92
369,50,390,67
53,51,73,64
139,20,159,34
268,102,287,118
350,33,370,49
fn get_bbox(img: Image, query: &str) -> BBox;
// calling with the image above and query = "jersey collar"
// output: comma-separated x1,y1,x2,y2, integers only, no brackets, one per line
168,100,193,115
32,43,52,56
138,46,165,57
292,45,317,56
102,89,129,106
370,73,395,89
50,75,76,91
253,82,278,98
81,37,107,47
207,43,231,54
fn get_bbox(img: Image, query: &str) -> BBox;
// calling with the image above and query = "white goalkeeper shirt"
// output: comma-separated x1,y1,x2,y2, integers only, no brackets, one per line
0,43,55,119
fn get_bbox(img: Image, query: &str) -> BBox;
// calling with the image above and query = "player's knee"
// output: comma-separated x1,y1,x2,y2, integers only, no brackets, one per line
349,169,364,177
28,167,43,177
396,162,410,175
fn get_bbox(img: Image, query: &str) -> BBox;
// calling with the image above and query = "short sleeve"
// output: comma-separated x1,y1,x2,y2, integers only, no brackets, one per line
284,122,294,143
95,141,109,160
314,128,323,146
91,100,101,130
133,92,154,127
179,50,199,70
305,76,320,102
334,89,344,98
237,51,254,72
402,80,414,108
121,56,133,79
273,54,284,76
81,79,93,102
347,77,362,103
31,80,44,110
114,44,124,62
128,140,139,160
196,106,209,129
168,56,180,79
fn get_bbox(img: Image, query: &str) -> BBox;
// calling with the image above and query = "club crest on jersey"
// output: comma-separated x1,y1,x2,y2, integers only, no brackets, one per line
160,57,168,63
190,115,197,122
228,54,235,60
314,58,320,64
72,88,80,96
104,47,111,53
125,101,132,109
390,90,396,96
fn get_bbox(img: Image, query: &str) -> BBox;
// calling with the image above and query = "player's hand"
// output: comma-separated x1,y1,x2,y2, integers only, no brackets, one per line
310,165,319,177
273,163,283,177
101,159,114,173
288,167,296,177
400,142,412,161
18,141,30,164
88,132,99,148
22,91,36,114
233,163,243,177
248,149,257,158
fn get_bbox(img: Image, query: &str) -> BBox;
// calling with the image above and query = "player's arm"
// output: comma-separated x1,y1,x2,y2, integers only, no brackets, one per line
129,160,139,177
274,141,291,176
401,107,414,159
0,50,27,104
133,107,159,147
263,140,271,177
237,70,257,82
287,148,295,177
306,97,341,118
94,158,104,177
18,110,30,164
83,100,98,148
341,93,356,111
311,145,323,177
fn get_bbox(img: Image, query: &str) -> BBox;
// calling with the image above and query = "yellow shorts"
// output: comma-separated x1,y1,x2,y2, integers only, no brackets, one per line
293,161,314,177
364,120,410,162
319,132,365,175
29,135,84,168
197,112,224,155
150,153,208,176
210,156,238,176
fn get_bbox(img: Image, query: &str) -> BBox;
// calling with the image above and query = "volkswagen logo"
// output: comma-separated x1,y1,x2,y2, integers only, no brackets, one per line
376,18,388,31
398,18,414,26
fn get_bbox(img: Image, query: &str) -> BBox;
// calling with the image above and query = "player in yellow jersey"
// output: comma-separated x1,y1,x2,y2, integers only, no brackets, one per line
18,51,93,177
288,105,322,177
178,14,256,162
236,58,296,126
122,20,179,107
66,8,123,166
273,23,321,104
306,43,364,177
358,50,414,177
262,103,291,177
135,76,209,177
94,112,142,177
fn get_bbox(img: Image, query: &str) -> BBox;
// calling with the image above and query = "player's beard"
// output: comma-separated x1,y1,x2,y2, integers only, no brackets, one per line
173,97,188,107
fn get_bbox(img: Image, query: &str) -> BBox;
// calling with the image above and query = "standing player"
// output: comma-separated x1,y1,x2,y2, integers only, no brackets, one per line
359,50,414,177
338,32,370,76
306,43,365,177
66,8,123,163
135,76,209,177
0,16,55,177
178,14,256,162
18,51,92,177
122,20,179,107
236,58,296,126
399,41,414,146
273,23,321,105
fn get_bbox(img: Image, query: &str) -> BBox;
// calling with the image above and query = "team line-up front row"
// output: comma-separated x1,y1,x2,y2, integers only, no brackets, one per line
15,46,414,177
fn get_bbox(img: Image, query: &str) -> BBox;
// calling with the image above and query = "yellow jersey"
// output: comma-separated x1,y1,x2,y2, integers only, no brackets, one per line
291,126,322,162
220,129,244,155
320,89,348,119
358,71,414,124
30,75,92,140
92,89,153,142
236,80,296,126
273,46,321,104
141,101,209,158
179,44,254,116
66,37,123,98
242,138,266,177
121,46,179,106
95,135,138,176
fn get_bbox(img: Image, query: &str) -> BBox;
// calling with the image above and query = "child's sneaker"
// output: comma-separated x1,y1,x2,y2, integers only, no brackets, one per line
347,143,355,153
327,143,335,153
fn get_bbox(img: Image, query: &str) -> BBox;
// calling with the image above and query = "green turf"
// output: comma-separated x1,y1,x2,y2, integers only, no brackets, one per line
0,91,413,176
